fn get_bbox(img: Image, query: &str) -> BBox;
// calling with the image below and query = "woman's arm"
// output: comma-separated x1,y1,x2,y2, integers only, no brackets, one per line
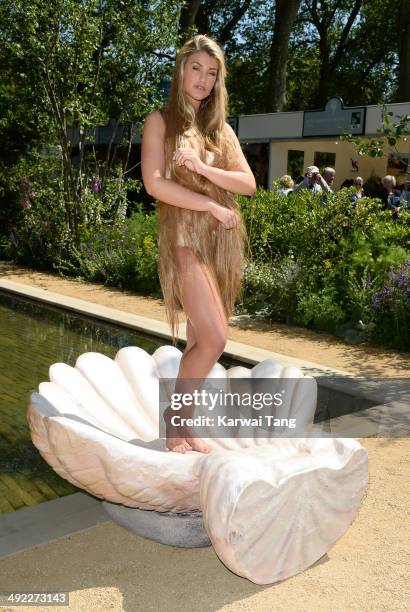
141,110,215,212
142,111,240,229
174,123,256,196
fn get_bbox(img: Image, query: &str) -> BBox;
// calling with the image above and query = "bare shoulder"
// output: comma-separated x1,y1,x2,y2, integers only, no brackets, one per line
143,109,166,133
223,120,252,172
223,121,237,138
224,121,235,135
223,121,240,146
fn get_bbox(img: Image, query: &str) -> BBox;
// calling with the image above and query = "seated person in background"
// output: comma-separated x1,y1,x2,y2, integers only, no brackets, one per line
351,176,364,206
381,175,402,216
276,174,294,195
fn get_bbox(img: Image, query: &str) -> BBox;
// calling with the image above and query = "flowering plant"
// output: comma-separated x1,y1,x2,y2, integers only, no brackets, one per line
369,261,410,348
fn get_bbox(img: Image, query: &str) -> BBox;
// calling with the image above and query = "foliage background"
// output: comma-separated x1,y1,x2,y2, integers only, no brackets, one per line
0,0,409,351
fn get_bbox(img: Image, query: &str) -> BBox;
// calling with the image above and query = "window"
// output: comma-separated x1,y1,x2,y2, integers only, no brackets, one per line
287,150,305,181
241,143,269,189
314,152,336,171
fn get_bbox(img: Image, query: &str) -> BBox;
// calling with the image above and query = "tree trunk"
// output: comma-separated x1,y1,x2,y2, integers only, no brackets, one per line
310,0,362,108
264,0,301,112
397,0,410,102
218,0,253,44
179,0,202,41
315,36,331,109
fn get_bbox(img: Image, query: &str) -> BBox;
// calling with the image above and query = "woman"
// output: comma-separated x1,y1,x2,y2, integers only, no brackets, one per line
351,176,364,205
141,35,256,453
276,175,294,196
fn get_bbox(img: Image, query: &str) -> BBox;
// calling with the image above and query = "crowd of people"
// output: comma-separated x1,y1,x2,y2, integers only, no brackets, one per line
276,165,410,217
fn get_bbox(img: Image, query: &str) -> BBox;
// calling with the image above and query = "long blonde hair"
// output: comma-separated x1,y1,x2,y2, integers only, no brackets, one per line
156,35,248,344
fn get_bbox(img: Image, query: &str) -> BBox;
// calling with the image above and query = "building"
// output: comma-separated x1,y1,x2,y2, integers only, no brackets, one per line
235,98,410,191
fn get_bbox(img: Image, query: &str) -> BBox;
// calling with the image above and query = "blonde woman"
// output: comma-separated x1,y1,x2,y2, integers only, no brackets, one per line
276,174,294,195
142,35,256,453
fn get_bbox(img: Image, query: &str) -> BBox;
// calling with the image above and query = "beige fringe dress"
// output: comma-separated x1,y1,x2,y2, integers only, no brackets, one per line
156,119,248,345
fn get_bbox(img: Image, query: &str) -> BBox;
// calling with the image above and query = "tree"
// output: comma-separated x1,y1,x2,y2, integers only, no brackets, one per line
223,0,277,114
179,0,201,40
285,0,400,110
264,0,301,112
397,0,410,102
178,0,253,44
305,0,363,108
0,0,181,241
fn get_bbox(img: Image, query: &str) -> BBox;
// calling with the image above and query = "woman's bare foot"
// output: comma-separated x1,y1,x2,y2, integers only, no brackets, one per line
163,408,214,454
185,437,213,453
185,427,214,453
163,407,192,453
166,437,192,453
164,407,190,453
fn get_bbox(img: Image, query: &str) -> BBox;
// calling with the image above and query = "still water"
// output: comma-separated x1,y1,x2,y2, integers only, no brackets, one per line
0,290,168,514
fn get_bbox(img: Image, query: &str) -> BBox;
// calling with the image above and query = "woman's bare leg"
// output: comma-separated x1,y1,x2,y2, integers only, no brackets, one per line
163,319,196,453
185,318,196,352
165,246,228,453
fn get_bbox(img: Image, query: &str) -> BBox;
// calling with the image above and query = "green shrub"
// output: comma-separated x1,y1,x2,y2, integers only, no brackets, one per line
238,187,409,347
1,152,68,268
238,257,305,323
55,206,160,294
2,149,140,271
295,287,345,332
368,260,410,350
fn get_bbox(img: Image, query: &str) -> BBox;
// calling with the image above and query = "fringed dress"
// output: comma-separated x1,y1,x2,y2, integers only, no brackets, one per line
156,111,248,344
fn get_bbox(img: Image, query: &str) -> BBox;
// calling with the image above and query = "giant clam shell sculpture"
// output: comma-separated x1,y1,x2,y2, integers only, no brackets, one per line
27,345,368,585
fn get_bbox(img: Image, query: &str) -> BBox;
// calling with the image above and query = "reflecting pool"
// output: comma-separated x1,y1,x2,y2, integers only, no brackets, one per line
0,290,166,514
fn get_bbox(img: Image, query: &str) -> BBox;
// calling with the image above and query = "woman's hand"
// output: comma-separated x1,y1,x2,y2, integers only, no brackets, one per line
173,147,205,174
209,202,240,229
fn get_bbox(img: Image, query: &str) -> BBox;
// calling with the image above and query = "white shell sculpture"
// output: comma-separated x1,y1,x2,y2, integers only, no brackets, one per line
27,345,368,584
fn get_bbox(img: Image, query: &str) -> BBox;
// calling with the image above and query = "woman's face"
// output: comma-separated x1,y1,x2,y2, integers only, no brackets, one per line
183,51,219,107
383,179,394,192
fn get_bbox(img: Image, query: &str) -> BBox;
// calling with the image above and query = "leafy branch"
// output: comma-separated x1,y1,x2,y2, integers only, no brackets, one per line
341,106,410,158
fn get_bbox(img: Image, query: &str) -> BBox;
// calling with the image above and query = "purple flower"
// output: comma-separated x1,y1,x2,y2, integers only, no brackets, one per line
39,219,49,230
371,262,410,315
89,176,100,193
391,271,408,289
371,285,390,311
28,189,36,198
20,177,29,189
21,200,32,210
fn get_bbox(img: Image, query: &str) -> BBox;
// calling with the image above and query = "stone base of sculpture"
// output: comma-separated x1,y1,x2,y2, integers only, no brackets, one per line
102,502,211,547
